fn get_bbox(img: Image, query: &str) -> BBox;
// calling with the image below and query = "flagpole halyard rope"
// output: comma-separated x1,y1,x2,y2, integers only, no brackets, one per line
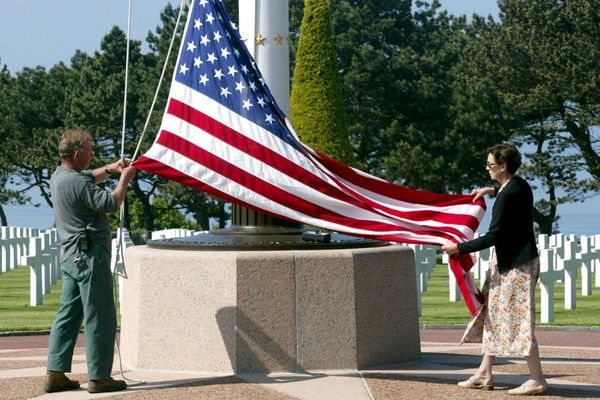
111,0,188,385
132,0,188,162
110,0,145,386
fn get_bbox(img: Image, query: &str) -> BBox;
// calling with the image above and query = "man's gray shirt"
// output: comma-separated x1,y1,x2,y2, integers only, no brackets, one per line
50,166,118,262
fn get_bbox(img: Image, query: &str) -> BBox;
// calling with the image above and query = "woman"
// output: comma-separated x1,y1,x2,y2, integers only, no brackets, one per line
442,143,547,396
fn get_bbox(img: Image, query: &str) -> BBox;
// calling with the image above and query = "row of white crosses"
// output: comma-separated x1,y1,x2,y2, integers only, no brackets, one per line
439,233,600,323
150,228,202,240
538,233,600,322
405,244,438,316
1,227,39,274
1,227,60,306
22,229,61,306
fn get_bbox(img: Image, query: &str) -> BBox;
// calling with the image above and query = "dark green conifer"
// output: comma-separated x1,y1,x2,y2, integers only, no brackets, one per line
290,0,354,164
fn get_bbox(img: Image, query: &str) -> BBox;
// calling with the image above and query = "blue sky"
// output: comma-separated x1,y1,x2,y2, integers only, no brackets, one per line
1,0,500,73
1,1,598,232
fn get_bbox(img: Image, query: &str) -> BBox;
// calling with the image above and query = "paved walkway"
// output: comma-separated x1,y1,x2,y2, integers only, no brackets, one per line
1,329,599,399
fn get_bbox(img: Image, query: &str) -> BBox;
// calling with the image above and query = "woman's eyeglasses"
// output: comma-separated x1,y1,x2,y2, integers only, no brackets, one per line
485,162,499,168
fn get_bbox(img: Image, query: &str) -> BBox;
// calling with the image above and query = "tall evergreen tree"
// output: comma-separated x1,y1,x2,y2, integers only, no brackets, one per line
290,0,354,164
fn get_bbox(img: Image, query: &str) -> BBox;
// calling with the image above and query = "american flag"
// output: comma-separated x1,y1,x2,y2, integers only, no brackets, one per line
134,0,487,315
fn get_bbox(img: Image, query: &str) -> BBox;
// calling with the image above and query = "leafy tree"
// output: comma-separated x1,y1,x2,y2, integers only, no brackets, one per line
158,182,228,230
290,0,354,164
460,0,600,232
495,0,600,181
325,1,504,193
0,62,29,226
3,64,72,210
120,194,195,233
327,0,414,172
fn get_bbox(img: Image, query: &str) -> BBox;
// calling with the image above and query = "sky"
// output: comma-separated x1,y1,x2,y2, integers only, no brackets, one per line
1,0,598,233
0,0,501,73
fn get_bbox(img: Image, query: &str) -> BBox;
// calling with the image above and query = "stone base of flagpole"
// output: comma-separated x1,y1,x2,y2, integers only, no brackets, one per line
120,245,420,373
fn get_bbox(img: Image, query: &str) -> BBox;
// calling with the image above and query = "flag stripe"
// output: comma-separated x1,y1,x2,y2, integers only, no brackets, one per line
150,130,465,240
136,153,454,244
165,96,480,237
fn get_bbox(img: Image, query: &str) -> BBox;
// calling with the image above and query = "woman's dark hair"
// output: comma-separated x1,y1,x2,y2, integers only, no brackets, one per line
487,143,521,174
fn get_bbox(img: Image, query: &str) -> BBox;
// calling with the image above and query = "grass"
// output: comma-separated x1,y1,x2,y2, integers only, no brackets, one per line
0,266,64,331
0,266,121,332
420,262,600,327
1,262,599,332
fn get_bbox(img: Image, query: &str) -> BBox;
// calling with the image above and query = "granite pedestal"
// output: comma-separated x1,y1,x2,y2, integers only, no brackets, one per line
120,245,420,373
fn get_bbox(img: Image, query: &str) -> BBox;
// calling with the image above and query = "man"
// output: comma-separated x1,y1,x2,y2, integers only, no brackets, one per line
44,129,136,393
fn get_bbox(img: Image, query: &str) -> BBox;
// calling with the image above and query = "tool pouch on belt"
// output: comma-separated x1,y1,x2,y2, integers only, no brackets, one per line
77,234,89,251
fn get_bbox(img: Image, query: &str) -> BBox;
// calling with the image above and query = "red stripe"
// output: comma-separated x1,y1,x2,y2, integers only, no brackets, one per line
312,149,486,231
135,156,453,246
449,253,486,316
137,131,457,240
167,98,476,235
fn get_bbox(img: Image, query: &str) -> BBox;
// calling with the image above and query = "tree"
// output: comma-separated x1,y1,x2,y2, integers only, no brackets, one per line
460,0,600,232
328,0,414,172
3,64,72,210
496,0,600,181
290,0,354,164
0,62,30,226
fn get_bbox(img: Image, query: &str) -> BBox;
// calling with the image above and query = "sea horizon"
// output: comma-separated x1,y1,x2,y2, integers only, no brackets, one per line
2,203,599,237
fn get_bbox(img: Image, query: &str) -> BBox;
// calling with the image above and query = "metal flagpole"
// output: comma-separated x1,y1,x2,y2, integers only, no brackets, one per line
232,0,298,229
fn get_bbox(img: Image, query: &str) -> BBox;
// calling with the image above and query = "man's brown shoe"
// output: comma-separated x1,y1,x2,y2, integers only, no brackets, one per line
87,377,127,393
43,371,80,393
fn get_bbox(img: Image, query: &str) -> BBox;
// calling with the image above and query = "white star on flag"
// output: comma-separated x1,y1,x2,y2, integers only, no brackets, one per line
186,41,197,53
207,52,217,64
220,86,231,97
179,63,189,75
242,99,253,110
235,81,245,92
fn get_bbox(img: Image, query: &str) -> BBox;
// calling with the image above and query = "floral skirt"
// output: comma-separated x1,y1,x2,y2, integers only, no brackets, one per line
461,248,540,356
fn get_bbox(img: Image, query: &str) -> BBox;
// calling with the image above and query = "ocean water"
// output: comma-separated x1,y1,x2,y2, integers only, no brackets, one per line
2,205,56,229
478,211,599,236
3,204,599,237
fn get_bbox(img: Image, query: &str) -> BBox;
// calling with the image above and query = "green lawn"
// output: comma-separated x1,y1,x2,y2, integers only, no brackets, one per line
420,262,600,327
0,266,120,332
0,266,64,331
1,262,599,332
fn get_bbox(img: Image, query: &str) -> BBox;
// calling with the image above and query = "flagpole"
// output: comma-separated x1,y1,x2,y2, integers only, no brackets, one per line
240,0,290,114
234,0,298,230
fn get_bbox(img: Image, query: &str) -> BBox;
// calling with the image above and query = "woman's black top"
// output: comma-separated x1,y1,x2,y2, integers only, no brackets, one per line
457,176,538,273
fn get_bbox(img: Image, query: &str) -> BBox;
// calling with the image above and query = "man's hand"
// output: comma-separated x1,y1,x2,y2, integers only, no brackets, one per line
112,166,136,207
106,158,132,174
120,166,136,184
441,240,458,255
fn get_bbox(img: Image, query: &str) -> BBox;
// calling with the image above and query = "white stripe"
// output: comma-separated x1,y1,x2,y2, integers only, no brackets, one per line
168,82,485,224
142,144,455,242
157,114,447,230
170,81,333,182
302,143,484,217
